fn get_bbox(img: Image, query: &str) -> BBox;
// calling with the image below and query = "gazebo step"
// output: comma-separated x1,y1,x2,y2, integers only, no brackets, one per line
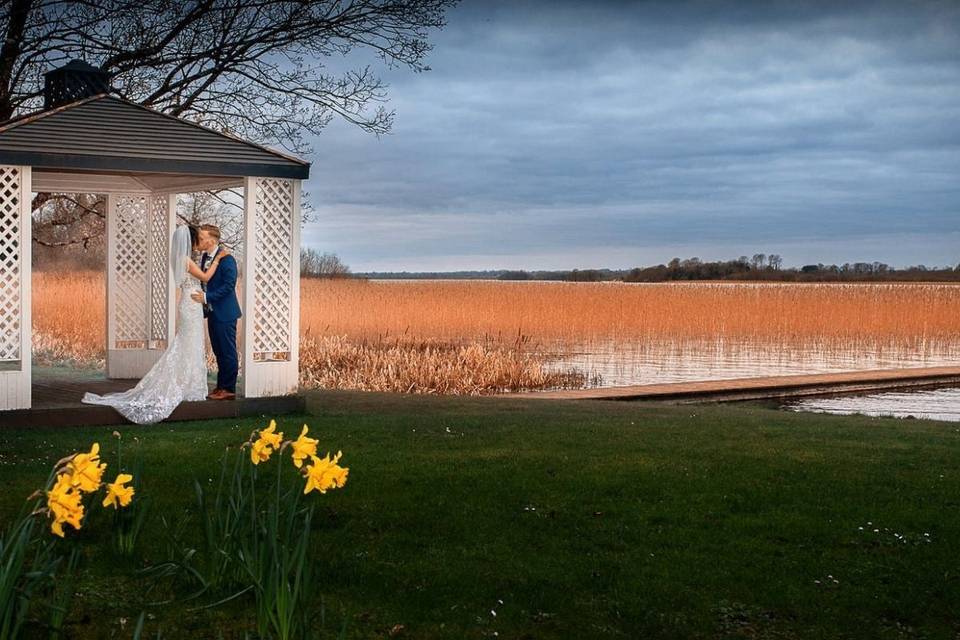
0,395,306,429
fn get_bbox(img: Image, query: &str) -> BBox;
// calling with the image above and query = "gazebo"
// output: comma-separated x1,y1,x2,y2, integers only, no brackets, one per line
0,60,308,419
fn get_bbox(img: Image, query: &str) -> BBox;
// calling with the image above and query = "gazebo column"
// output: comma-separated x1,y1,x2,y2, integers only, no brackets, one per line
241,176,301,397
0,165,31,410
105,191,176,378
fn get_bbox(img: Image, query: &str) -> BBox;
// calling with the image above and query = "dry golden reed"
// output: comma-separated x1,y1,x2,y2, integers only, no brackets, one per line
300,279,960,347
29,272,588,392
31,272,960,393
33,272,105,368
299,335,585,394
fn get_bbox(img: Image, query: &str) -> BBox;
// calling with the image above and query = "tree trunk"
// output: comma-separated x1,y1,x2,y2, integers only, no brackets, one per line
0,0,34,122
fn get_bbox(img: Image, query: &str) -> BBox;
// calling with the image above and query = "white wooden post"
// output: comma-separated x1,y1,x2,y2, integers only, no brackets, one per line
165,193,178,344
105,192,173,378
0,165,31,410
241,176,300,397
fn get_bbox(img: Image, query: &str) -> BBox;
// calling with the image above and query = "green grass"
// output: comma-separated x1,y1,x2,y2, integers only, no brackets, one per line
1,392,958,639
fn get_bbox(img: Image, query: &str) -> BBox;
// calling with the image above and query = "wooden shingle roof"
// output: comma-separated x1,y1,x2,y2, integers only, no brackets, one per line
0,94,310,179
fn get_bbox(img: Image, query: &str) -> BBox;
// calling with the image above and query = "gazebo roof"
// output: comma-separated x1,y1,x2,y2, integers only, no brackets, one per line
0,93,310,183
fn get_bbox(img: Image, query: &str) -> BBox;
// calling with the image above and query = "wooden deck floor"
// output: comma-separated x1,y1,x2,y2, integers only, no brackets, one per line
1,370,304,428
5,366,958,426
516,366,960,402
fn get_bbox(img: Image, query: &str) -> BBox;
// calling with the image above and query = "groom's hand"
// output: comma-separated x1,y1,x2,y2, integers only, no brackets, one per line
190,291,205,304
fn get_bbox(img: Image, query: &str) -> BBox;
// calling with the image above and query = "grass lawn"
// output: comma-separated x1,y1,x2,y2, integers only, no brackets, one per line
0,391,958,639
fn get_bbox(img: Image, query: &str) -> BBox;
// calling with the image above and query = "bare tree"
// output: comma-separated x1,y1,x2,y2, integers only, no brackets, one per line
32,192,105,248
0,0,458,248
751,253,767,270
30,188,249,260
300,248,350,278
767,254,782,270
179,191,244,248
32,192,107,269
0,0,457,139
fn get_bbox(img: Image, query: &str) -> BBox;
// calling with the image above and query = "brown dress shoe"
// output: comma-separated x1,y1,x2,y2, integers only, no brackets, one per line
206,388,222,400
211,389,236,401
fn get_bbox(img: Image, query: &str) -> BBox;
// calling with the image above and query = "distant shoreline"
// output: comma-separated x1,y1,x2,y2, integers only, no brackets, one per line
351,257,959,282
351,269,960,283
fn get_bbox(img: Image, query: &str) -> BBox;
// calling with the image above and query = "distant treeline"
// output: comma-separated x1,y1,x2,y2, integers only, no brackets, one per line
358,255,960,282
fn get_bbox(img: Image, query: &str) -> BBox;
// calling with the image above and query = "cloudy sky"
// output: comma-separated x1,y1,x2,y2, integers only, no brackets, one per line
301,0,960,272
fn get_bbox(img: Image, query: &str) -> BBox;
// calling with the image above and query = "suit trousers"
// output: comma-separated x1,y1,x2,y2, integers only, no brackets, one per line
208,318,239,393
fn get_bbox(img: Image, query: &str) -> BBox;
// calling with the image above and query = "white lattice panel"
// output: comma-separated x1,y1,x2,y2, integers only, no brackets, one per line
242,176,301,398
112,195,148,347
148,194,169,346
252,178,293,361
107,192,172,379
0,165,30,411
0,167,22,362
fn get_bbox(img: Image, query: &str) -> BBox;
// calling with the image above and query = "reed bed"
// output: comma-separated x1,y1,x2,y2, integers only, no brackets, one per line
301,278,960,347
29,272,589,392
30,272,960,393
32,272,105,368
299,335,586,393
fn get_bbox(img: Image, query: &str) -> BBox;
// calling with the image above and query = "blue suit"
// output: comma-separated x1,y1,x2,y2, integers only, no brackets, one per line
202,251,242,393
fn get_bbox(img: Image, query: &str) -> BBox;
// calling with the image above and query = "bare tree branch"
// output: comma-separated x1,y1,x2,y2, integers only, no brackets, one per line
1,0,458,150
0,0,458,249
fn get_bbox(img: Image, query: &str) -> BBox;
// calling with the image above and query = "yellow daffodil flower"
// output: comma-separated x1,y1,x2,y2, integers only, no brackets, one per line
290,425,318,469
102,473,135,509
46,472,85,537
303,451,349,495
67,442,107,493
250,438,273,465
249,420,284,464
259,420,284,449
49,471,72,497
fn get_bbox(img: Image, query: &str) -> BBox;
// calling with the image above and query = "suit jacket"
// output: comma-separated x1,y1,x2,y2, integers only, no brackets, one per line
203,253,242,322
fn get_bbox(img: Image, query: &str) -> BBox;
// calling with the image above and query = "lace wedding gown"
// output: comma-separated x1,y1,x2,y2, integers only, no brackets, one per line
82,271,209,424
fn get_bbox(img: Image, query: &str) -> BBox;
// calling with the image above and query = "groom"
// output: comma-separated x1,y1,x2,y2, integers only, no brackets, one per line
190,225,242,400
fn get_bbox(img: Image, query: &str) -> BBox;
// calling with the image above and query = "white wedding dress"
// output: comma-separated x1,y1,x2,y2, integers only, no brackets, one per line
82,230,209,424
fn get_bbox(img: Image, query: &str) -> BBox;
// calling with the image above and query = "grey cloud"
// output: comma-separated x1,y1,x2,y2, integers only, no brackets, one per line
301,0,960,270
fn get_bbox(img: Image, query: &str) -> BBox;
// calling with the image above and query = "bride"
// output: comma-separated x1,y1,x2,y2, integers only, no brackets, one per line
82,225,230,424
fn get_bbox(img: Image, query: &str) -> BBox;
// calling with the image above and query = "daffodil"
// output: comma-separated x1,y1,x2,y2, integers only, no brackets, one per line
250,438,273,465
46,472,85,537
259,420,284,449
102,473,135,509
303,451,349,495
249,420,284,465
67,442,107,493
290,425,318,468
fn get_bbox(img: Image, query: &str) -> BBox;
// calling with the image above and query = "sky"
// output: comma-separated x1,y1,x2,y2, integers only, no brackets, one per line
300,0,960,272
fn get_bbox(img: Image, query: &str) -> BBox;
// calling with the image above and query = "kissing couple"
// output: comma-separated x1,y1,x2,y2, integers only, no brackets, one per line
82,224,242,424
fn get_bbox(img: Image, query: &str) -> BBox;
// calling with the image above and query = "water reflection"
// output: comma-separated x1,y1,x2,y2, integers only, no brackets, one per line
539,338,960,422
542,339,960,388
786,388,960,422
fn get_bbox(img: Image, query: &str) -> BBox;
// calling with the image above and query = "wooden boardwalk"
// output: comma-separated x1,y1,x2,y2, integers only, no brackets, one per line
516,366,960,402
0,372,304,428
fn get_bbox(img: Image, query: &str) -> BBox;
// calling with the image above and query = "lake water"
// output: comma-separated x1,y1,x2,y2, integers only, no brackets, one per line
543,339,960,387
785,387,960,422
541,338,960,421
